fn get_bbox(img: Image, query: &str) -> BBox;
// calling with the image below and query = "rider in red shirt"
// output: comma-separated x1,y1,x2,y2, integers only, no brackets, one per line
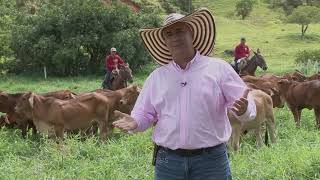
105,48,125,71
234,37,250,73
102,47,125,89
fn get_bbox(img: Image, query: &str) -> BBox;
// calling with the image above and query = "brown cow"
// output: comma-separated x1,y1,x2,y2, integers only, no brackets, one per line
228,89,276,151
306,73,320,81
95,85,140,133
282,70,306,82
96,85,140,114
15,92,113,140
277,79,320,128
14,86,140,140
260,73,283,82
283,70,320,82
242,75,285,108
264,70,319,82
0,90,76,137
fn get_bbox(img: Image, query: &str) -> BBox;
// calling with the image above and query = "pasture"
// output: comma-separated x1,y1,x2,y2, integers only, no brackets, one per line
1,0,320,179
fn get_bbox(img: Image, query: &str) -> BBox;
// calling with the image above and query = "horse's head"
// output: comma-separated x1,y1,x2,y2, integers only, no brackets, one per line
119,63,133,83
253,49,268,71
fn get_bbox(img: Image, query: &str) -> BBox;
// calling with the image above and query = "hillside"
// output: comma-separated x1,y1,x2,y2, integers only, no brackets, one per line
135,0,320,77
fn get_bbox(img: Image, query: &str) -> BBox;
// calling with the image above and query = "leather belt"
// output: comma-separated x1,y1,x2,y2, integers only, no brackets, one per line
158,143,224,157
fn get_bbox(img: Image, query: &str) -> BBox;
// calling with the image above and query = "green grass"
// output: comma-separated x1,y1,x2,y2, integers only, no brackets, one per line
193,0,320,75
1,0,320,179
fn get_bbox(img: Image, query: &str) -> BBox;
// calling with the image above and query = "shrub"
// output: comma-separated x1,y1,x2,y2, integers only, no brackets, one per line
8,0,161,76
287,6,320,37
295,49,320,64
295,49,320,75
235,0,255,20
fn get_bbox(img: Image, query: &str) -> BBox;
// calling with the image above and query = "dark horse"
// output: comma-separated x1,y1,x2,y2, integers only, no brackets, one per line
102,63,133,90
231,49,268,76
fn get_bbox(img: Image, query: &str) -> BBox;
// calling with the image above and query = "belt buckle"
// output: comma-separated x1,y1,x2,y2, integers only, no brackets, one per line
186,149,201,156
186,150,193,156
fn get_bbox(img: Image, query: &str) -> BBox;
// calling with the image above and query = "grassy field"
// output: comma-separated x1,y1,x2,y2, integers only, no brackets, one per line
1,0,320,179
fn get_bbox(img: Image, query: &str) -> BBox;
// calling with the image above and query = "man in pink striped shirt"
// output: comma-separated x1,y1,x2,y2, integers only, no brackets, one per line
113,8,256,180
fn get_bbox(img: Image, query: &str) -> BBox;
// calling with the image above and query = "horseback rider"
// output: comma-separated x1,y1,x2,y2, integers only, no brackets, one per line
234,37,250,74
103,47,125,89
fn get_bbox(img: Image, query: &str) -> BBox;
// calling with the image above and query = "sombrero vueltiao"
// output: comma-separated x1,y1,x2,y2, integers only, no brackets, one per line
140,8,216,65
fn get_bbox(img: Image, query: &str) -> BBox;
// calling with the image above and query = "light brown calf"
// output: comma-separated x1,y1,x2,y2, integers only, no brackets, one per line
228,89,276,151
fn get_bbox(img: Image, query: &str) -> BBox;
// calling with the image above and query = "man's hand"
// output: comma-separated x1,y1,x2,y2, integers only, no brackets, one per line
231,89,251,116
112,110,138,132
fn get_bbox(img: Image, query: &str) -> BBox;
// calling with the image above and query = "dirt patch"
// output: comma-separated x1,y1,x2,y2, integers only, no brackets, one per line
120,0,141,12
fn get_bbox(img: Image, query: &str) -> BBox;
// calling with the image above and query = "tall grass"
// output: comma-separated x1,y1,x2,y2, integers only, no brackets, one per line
297,60,320,75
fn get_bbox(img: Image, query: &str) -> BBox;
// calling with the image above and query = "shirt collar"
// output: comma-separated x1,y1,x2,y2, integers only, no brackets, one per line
172,51,200,71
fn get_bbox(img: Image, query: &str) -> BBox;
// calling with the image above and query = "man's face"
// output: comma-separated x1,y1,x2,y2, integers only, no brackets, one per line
241,39,246,44
111,51,116,56
162,22,194,55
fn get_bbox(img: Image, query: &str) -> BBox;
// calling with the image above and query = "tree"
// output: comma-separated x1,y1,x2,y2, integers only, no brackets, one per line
287,5,320,37
283,0,303,15
235,0,255,20
267,0,320,14
9,0,161,76
0,0,16,60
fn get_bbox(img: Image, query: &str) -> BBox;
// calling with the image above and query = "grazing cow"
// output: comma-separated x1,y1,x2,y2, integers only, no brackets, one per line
15,92,113,140
14,86,140,140
228,89,276,151
289,71,320,81
261,71,307,82
260,73,283,82
242,75,285,108
264,70,319,82
0,90,76,137
282,70,306,82
306,73,320,81
277,79,320,128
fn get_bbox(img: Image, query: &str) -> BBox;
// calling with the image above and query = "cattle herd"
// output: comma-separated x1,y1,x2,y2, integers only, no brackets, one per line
0,70,320,152
229,70,320,151
0,85,140,141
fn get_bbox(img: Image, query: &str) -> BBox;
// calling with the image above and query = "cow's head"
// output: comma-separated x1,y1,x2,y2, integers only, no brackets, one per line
277,79,294,101
15,92,36,119
62,90,77,100
269,88,285,108
119,85,140,111
278,79,292,88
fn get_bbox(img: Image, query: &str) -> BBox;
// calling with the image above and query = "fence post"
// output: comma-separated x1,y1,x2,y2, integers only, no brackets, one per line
44,66,47,79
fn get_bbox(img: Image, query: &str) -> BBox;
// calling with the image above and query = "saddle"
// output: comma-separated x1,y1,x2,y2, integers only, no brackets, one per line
237,57,249,71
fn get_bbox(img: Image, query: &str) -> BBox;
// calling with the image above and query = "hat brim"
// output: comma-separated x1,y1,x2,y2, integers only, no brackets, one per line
140,8,216,65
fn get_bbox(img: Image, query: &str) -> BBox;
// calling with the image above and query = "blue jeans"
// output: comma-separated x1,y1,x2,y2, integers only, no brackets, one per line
234,59,240,74
155,143,232,180
102,69,112,89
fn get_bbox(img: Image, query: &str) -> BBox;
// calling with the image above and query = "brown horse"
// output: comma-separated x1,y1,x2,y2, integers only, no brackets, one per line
237,49,268,76
109,63,133,90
